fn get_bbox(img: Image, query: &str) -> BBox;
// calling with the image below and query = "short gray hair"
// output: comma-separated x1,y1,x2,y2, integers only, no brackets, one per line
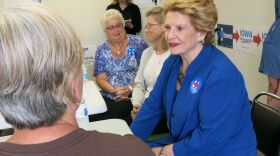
0,2,83,129
100,9,125,31
145,6,168,51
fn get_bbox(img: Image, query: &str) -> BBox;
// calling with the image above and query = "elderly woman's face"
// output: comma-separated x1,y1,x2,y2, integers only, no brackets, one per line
164,11,204,55
145,15,164,44
105,18,125,42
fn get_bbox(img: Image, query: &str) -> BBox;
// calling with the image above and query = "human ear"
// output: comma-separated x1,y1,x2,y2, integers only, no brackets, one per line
72,78,82,104
198,32,207,42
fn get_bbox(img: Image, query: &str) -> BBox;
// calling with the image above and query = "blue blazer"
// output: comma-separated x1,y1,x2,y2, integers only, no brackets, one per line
130,45,257,156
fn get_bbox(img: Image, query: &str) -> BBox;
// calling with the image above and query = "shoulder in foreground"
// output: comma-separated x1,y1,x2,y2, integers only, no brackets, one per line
90,131,154,156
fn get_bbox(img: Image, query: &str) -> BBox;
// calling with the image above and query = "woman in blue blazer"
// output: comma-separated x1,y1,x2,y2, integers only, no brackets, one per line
130,0,257,155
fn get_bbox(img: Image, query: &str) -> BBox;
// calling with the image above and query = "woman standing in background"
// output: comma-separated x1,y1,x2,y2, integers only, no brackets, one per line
107,0,142,35
259,0,280,110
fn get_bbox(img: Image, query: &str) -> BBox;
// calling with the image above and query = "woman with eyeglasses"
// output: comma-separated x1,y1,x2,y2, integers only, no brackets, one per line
106,0,141,35
130,0,256,155
130,7,170,132
92,9,148,123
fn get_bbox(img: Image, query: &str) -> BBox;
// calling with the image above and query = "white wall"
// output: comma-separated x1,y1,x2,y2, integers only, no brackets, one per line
2,0,274,100
44,0,111,43
215,0,274,99
43,0,150,43
0,0,3,8
45,0,274,100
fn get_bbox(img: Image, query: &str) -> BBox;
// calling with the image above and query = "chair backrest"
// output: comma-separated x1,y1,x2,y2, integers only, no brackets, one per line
251,92,280,156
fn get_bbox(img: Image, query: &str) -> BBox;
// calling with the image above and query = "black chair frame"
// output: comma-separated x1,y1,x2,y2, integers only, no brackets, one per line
252,92,280,156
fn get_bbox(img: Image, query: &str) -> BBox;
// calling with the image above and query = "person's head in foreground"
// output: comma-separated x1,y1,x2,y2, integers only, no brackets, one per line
0,2,153,156
0,2,84,131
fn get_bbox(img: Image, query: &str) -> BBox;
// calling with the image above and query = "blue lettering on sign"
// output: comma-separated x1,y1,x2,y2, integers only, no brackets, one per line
240,29,252,43
240,30,252,38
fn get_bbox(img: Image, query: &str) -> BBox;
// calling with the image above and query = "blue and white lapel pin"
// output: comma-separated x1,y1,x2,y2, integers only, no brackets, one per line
190,78,203,94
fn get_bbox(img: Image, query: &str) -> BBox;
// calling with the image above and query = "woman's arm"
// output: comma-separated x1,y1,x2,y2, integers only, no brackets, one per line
95,73,132,100
130,57,173,141
95,72,115,93
94,45,119,97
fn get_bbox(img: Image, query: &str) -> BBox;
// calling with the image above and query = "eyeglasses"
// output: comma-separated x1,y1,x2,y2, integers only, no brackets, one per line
145,23,160,29
105,23,123,31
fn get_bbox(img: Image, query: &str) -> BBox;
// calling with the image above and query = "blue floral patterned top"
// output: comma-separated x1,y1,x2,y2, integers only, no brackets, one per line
94,35,148,100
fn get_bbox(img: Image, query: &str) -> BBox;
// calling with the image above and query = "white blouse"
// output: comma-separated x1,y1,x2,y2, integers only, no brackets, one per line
143,50,170,99
131,46,170,106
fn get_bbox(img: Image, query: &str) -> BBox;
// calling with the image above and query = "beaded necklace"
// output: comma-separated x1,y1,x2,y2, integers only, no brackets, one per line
110,37,126,55
177,65,185,85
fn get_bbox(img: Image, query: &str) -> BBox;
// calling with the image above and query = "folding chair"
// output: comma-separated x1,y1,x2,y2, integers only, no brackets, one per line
251,92,280,156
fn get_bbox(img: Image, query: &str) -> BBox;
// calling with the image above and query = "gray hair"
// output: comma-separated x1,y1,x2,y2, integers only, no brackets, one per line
146,6,164,24
145,6,168,51
0,2,83,129
100,9,125,31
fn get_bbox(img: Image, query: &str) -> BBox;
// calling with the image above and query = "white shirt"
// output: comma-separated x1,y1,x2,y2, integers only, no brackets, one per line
143,50,170,99
132,46,170,106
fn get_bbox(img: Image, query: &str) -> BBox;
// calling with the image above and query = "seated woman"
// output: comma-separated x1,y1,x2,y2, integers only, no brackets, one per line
91,9,148,123
131,0,257,155
0,2,154,156
130,7,170,132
